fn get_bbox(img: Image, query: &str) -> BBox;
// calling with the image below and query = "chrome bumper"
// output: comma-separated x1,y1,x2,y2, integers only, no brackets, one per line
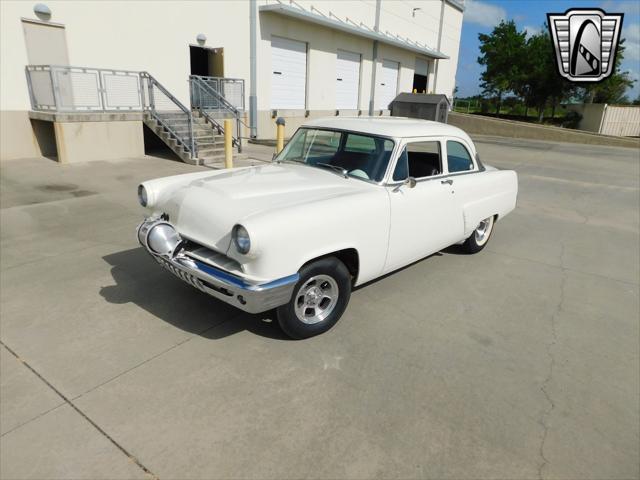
137,219,299,314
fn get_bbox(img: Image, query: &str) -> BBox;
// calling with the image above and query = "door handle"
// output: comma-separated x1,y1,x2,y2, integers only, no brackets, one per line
441,179,453,185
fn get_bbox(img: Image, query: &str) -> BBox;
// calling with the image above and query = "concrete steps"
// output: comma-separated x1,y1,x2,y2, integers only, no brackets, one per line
144,112,242,166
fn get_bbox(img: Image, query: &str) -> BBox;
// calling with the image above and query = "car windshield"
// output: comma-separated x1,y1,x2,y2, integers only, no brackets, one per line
275,128,395,183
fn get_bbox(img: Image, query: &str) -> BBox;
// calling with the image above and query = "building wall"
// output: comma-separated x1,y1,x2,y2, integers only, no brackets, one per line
256,1,463,137
435,2,464,95
0,0,250,112
1,0,463,158
0,0,251,160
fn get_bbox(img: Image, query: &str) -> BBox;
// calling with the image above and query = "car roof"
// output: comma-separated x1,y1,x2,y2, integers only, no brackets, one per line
301,116,472,142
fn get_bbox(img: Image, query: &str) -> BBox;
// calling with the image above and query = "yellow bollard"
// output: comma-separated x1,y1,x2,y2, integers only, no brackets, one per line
412,88,417,93
224,118,233,169
275,117,285,154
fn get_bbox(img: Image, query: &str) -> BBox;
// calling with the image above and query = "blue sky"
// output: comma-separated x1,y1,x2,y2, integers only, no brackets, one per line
455,0,640,99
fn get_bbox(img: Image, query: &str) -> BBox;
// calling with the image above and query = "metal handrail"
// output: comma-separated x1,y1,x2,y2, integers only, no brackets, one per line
190,75,241,115
190,75,244,111
141,72,197,160
190,75,244,152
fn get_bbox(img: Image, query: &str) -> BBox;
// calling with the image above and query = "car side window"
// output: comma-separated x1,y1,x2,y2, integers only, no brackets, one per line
392,141,442,181
446,140,475,173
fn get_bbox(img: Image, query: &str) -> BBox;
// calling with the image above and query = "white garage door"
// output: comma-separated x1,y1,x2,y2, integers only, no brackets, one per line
271,36,306,109
336,50,361,110
376,60,399,110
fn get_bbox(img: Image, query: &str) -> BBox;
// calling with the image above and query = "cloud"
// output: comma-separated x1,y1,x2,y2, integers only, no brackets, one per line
523,25,541,39
600,1,640,18
622,23,640,62
464,0,507,28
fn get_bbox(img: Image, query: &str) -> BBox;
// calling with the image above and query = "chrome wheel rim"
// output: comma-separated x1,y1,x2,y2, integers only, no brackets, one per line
294,274,339,325
474,216,493,246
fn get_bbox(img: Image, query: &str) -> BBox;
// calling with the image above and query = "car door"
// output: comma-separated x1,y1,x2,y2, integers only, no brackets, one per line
441,139,482,237
383,138,464,273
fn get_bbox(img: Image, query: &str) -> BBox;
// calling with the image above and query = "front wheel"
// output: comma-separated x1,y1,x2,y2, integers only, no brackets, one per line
461,215,495,254
277,257,351,339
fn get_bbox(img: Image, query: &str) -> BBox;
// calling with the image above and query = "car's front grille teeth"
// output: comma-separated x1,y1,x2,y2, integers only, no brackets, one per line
158,258,205,292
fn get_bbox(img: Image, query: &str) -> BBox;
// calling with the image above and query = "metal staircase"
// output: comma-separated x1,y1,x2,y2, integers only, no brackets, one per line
24,65,247,167
143,110,232,165
142,72,246,166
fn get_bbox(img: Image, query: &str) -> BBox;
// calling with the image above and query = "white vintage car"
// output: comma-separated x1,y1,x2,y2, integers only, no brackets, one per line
137,117,518,338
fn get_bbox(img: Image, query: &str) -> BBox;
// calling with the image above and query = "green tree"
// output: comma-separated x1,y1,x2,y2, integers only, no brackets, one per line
515,27,576,122
581,39,635,104
477,20,527,116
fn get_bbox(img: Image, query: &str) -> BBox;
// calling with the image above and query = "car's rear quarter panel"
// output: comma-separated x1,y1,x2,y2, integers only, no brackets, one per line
456,169,518,237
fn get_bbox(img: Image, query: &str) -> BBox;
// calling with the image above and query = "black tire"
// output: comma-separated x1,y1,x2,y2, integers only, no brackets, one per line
461,215,495,254
277,257,351,339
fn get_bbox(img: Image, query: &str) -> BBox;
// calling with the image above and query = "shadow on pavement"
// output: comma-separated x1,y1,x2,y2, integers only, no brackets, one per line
101,246,465,339
100,247,290,341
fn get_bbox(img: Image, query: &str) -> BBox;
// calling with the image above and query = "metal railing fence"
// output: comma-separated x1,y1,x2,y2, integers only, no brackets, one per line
190,75,245,152
140,72,197,160
26,65,143,112
190,75,245,111
25,65,247,160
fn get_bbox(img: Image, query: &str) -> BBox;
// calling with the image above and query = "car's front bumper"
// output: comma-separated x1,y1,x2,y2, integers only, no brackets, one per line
137,219,298,314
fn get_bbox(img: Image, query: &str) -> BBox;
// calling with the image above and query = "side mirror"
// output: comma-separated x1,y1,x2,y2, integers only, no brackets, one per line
393,177,417,192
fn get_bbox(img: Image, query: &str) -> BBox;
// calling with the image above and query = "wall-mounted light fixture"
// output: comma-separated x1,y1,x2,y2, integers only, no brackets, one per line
33,3,51,20
196,33,207,45
412,7,421,17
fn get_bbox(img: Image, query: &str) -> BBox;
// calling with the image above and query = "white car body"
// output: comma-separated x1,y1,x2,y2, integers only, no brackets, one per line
137,117,518,314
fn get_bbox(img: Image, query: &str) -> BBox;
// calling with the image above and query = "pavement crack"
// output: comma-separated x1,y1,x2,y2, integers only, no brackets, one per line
0,341,159,480
537,244,567,480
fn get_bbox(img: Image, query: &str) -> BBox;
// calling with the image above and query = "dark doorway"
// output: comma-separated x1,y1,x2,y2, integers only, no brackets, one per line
189,46,224,77
412,74,427,93
30,119,58,161
143,124,180,161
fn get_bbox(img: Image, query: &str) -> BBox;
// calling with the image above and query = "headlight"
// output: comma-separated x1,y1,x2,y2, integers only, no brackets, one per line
138,184,148,207
232,224,251,254
147,223,181,255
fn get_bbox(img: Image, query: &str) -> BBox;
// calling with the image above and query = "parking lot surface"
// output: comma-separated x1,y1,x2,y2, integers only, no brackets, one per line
1,137,638,479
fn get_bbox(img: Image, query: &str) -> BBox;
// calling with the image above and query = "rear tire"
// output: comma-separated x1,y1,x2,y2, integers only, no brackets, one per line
462,215,495,254
277,257,351,339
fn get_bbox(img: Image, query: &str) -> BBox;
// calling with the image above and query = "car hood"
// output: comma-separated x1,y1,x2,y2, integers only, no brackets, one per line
160,163,371,253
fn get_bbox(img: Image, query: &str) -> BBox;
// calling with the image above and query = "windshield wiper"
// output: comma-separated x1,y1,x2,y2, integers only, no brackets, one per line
316,163,349,178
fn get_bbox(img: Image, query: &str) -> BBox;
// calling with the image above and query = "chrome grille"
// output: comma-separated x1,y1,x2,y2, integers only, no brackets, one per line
182,243,242,274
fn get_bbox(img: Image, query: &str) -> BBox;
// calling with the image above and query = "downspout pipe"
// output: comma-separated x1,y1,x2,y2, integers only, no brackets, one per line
249,0,258,138
368,0,382,116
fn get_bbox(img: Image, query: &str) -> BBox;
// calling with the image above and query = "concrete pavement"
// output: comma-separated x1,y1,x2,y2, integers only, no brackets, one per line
0,138,638,479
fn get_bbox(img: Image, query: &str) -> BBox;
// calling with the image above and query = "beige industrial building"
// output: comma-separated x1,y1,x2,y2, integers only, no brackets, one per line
0,0,464,163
